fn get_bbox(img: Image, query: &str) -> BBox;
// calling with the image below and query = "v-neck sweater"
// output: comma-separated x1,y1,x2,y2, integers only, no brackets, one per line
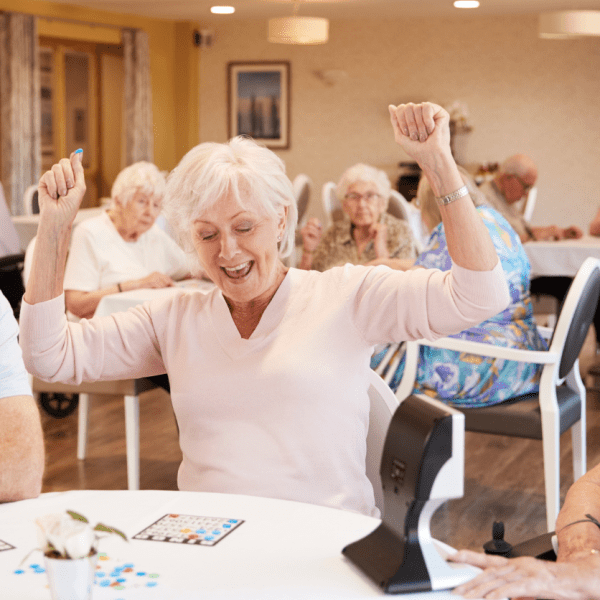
20,262,509,517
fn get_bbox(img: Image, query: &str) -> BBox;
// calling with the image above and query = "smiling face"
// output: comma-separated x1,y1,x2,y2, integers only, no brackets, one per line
342,181,387,228
114,189,162,240
191,191,287,307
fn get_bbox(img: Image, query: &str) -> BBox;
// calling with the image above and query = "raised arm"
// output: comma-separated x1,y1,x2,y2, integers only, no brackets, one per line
388,103,498,271
24,149,86,305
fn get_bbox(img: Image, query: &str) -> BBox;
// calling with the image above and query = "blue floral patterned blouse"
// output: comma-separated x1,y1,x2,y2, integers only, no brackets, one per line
371,205,547,407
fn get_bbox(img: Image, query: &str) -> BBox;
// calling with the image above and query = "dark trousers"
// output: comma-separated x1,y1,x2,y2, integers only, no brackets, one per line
531,276,600,344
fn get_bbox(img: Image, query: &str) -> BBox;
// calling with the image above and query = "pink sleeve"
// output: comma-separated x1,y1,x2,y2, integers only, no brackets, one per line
350,261,510,346
19,294,166,385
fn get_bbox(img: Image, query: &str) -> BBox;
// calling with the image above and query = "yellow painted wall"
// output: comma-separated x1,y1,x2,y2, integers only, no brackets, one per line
198,16,600,231
3,0,200,172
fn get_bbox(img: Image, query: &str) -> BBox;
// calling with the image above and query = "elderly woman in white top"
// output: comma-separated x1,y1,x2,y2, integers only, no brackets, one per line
21,102,508,518
64,161,189,319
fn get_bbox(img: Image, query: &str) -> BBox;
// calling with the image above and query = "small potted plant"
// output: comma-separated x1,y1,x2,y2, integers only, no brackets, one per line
32,510,127,600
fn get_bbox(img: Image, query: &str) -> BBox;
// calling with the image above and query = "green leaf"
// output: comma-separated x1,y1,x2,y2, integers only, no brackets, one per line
66,510,89,524
94,523,128,542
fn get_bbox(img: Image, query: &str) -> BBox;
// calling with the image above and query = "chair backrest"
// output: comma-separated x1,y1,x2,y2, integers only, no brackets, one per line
366,369,400,513
292,174,312,228
388,190,426,253
522,186,537,223
23,184,39,216
0,252,25,319
549,257,600,381
387,190,410,221
321,181,340,229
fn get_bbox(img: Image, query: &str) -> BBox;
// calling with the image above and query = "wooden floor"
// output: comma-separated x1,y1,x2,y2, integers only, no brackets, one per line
40,346,600,554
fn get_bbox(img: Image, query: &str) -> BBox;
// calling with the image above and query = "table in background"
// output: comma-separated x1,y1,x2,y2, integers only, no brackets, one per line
0,490,491,600
11,207,104,249
94,279,215,318
524,235,600,278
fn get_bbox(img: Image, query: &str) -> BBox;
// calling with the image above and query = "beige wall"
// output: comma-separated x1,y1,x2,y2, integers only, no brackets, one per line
199,15,600,229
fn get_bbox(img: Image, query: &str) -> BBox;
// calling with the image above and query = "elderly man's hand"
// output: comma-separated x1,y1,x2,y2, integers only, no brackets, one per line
300,218,323,254
449,549,600,600
388,102,452,171
38,150,86,231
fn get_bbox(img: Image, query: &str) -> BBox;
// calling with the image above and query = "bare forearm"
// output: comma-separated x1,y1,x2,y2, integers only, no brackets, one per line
0,396,44,502
23,222,71,305
65,287,119,319
422,155,497,271
555,465,600,561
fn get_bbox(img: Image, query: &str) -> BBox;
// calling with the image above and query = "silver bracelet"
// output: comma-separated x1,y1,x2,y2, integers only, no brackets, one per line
435,185,469,206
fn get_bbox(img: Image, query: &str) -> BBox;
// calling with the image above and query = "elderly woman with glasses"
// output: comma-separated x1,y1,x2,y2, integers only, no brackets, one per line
20,102,509,518
298,163,417,271
63,162,189,320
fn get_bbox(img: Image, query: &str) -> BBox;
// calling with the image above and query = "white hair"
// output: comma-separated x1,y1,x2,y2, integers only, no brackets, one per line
335,163,392,209
110,161,166,209
162,137,297,274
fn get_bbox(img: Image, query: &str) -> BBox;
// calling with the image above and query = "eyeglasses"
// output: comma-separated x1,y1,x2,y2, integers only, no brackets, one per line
510,174,534,193
344,192,381,204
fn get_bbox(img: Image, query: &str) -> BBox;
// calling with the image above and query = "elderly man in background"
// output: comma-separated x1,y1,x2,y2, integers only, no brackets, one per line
479,154,582,243
64,161,190,320
0,290,44,502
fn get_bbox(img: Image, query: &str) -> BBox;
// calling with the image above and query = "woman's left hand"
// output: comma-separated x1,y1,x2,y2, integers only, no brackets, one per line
370,222,389,258
449,549,600,600
388,102,452,171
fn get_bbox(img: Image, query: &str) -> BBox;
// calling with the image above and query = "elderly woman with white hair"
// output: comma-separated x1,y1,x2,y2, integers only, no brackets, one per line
299,163,417,271
20,102,509,517
64,161,189,320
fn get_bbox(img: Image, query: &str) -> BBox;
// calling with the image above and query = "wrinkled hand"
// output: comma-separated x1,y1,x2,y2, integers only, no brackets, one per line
301,218,323,253
449,549,600,600
370,222,389,258
136,272,175,290
38,150,86,229
388,102,452,170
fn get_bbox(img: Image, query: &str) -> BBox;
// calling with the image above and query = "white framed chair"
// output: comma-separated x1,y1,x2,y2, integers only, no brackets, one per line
392,257,600,531
321,181,341,229
516,186,537,223
388,190,425,253
292,174,312,230
366,369,400,513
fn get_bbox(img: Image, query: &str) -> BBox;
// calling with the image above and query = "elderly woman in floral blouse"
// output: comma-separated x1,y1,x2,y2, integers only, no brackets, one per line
299,163,417,271
371,168,547,407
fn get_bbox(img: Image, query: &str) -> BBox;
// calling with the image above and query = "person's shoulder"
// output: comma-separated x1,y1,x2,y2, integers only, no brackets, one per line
382,213,412,234
72,212,111,242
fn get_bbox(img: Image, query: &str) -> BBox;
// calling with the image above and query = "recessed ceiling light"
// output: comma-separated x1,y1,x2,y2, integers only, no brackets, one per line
211,6,235,14
454,1,480,8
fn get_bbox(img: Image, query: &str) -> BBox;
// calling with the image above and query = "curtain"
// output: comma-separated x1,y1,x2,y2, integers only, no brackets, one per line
122,28,153,165
0,12,40,215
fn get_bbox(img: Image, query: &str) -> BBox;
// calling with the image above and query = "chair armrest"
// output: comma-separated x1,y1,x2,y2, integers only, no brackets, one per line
536,325,554,342
416,336,558,365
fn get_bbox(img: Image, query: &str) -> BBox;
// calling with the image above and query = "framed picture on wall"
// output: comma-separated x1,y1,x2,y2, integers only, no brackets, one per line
228,62,290,149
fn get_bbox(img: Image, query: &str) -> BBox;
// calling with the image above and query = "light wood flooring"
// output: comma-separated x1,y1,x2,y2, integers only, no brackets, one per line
39,330,600,554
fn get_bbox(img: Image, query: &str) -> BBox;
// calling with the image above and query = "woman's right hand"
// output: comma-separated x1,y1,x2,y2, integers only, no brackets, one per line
38,150,86,230
300,218,323,253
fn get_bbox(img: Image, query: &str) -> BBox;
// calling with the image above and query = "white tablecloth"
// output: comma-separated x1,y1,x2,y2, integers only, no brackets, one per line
94,279,215,318
524,235,600,278
0,490,492,600
12,207,105,249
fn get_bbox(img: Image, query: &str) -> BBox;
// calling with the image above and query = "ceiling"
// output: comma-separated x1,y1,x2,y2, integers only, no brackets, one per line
40,0,600,22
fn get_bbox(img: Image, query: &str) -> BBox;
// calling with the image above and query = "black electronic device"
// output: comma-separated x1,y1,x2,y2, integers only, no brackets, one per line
343,394,478,593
